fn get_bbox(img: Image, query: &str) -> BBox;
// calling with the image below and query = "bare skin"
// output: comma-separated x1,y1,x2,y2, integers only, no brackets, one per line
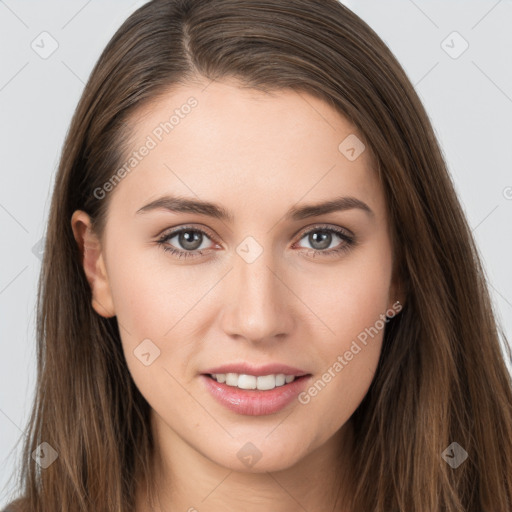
71,78,403,512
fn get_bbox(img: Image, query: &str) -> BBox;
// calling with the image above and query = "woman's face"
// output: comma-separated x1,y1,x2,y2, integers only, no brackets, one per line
73,79,400,474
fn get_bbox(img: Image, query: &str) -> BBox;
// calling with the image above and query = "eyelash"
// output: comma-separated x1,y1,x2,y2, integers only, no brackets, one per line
156,224,356,260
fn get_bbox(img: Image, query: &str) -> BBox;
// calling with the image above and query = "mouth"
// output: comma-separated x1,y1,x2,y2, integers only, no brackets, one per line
200,373,313,416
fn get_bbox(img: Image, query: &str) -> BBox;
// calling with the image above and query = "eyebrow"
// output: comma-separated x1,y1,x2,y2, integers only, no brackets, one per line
135,195,374,222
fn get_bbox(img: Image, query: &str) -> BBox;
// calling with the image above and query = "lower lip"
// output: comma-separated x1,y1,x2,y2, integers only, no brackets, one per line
200,374,312,416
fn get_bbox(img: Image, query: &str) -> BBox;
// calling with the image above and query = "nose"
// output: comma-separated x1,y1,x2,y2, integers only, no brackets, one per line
219,244,295,344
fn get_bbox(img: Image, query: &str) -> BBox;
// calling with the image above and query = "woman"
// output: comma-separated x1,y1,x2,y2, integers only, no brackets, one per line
4,0,512,511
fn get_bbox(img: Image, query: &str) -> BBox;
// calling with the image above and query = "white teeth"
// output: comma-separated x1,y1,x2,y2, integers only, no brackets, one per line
225,373,239,386
211,373,298,390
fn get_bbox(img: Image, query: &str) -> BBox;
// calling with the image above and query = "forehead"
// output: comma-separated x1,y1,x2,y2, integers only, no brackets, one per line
109,79,384,221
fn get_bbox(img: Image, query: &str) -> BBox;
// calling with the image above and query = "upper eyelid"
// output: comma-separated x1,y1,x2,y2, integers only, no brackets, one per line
158,224,218,243
295,223,352,238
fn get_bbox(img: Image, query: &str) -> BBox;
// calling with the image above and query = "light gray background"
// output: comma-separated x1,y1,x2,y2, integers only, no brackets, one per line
1,0,511,506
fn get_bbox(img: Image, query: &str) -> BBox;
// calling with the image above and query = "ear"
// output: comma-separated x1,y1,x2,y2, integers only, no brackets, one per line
71,210,115,318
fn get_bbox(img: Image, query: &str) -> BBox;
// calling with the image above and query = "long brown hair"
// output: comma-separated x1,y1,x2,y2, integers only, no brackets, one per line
4,0,512,510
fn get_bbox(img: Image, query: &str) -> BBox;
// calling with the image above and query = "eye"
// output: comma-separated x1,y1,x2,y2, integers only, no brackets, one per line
156,224,356,260
294,225,355,258
156,226,218,260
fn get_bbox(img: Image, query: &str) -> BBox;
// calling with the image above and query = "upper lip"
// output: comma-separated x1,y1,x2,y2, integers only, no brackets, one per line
201,362,310,377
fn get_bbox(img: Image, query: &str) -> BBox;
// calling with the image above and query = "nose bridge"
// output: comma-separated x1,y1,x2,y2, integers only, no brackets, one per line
220,235,292,341
237,245,277,302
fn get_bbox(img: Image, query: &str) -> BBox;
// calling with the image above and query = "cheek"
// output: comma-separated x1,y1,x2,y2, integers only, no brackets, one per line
108,259,164,339
106,251,200,399
106,239,197,334
293,236,392,420
296,265,390,433
106,245,213,377
298,235,393,346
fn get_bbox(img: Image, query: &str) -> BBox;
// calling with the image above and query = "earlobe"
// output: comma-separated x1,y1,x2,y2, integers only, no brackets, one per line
70,210,116,318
